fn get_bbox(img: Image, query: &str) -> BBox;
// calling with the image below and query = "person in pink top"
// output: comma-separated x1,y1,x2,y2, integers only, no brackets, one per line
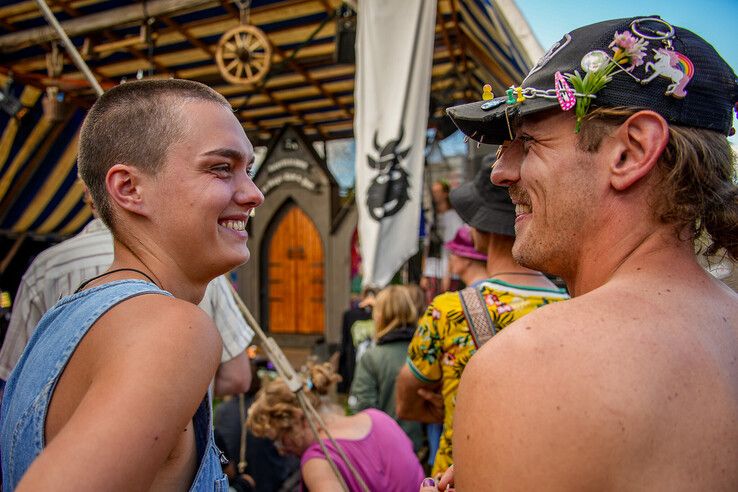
247,361,424,491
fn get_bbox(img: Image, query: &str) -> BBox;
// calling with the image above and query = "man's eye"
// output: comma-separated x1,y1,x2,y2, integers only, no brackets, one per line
247,167,256,179
212,164,231,174
518,135,534,152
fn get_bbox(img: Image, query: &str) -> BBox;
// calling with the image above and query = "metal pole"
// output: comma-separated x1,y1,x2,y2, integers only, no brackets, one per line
33,0,104,96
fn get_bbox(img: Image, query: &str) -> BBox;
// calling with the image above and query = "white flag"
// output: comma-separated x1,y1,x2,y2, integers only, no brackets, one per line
354,0,437,287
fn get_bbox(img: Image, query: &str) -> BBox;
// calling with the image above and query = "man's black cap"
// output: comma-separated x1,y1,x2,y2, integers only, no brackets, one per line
447,16,738,144
449,166,515,237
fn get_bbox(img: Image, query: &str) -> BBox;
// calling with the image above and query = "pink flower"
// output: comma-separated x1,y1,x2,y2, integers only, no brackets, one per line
610,31,637,50
609,30,648,70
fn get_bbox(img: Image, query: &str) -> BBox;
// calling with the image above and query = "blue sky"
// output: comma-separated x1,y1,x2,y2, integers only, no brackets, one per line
516,0,738,143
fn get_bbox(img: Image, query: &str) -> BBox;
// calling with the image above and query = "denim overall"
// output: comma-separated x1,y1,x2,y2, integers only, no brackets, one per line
0,280,228,490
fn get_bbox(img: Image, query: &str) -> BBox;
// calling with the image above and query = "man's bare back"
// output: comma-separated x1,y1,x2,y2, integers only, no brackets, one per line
454,259,738,490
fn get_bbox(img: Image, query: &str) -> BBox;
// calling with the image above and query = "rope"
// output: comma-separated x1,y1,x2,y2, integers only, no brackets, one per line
297,392,351,492
226,282,370,492
300,394,371,492
234,0,251,24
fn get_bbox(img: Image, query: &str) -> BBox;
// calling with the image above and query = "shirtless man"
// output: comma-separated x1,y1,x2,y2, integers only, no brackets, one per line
0,79,264,490
444,17,738,490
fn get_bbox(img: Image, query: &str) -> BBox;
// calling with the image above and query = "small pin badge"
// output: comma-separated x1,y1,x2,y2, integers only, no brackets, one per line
506,87,516,105
515,87,525,103
580,50,609,73
640,48,694,98
482,84,494,100
481,98,504,111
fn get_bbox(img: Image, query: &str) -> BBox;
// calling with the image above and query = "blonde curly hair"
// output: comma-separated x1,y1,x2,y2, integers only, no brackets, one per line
246,361,341,440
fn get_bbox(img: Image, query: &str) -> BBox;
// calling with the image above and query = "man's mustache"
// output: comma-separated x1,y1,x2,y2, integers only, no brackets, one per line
508,185,529,204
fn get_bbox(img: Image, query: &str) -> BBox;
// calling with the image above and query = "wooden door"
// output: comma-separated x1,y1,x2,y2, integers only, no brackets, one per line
267,205,325,334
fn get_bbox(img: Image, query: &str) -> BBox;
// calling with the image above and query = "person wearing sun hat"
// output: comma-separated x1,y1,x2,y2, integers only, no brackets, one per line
396,166,568,478
439,16,738,491
444,226,488,287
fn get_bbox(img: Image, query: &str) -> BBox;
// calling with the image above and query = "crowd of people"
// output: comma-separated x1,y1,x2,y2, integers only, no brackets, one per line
0,14,736,492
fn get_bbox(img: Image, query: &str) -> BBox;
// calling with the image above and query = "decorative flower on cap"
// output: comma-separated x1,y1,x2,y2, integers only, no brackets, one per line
609,31,648,71
566,30,649,132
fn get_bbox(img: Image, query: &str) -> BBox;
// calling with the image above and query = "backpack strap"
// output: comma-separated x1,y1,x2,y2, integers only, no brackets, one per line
458,286,497,349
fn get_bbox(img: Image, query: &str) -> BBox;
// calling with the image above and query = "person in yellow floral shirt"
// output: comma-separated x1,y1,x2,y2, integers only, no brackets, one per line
396,167,569,476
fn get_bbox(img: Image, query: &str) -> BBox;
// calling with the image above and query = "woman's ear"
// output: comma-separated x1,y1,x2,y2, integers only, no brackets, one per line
106,164,148,216
608,110,669,191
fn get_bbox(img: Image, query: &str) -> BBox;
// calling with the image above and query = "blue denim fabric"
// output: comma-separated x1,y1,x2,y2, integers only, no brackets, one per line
0,280,227,491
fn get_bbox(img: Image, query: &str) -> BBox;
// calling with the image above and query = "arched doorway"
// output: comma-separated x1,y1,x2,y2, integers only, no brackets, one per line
264,204,325,334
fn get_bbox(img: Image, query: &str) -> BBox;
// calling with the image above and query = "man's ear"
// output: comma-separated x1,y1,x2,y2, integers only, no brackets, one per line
608,110,669,191
106,164,148,216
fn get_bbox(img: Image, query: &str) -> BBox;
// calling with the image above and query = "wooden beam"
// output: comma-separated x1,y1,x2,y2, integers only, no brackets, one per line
448,0,474,100
318,120,353,134
302,108,348,122
0,18,18,32
260,85,328,140
159,15,214,57
271,43,352,119
0,0,216,53
92,11,173,80
316,0,333,14
435,3,459,76
458,27,514,88
0,66,95,106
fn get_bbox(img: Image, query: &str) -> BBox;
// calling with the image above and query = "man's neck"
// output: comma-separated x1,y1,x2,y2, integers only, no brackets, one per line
486,240,556,289
462,263,492,287
564,224,700,297
110,239,208,304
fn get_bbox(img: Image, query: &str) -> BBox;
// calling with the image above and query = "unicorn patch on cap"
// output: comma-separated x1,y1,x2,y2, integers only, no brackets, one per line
641,48,694,98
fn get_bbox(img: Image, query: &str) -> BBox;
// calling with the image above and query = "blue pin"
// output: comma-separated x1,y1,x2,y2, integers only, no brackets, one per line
481,98,504,111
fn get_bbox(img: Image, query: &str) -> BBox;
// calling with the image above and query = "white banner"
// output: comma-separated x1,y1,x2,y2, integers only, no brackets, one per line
354,0,437,287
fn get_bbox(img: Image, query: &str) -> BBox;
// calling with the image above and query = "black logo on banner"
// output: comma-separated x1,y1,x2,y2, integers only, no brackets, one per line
365,128,411,221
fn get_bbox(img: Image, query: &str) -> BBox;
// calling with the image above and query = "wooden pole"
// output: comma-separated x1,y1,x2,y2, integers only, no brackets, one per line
0,234,26,275
33,0,104,96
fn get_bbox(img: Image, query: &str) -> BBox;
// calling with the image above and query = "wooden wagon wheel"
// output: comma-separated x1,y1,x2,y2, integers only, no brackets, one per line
216,25,271,85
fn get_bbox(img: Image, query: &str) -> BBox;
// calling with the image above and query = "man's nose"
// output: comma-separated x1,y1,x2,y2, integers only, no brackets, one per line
235,172,264,208
490,151,519,187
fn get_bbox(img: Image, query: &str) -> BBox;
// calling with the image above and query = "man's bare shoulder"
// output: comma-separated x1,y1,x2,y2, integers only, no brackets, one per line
38,293,223,490
88,293,222,377
470,279,738,404
482,277,738,362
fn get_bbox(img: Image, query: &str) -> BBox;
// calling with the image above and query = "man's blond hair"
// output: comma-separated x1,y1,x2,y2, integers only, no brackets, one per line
577,107,738,260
